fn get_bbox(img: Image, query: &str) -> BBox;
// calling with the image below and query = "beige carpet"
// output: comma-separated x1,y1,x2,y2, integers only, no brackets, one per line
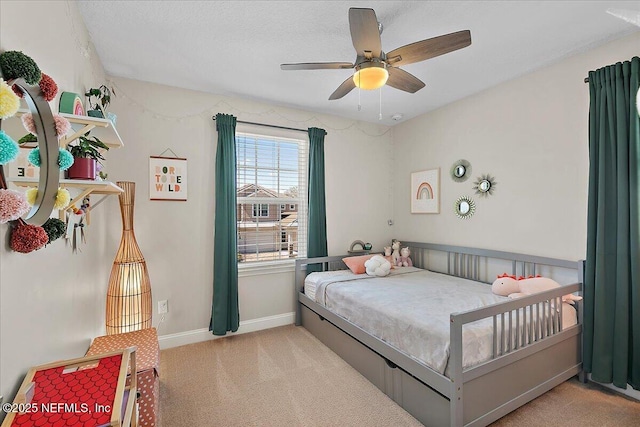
159,325,640,426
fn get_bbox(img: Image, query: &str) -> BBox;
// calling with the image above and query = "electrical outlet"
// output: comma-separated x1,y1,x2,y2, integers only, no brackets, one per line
158,300,168,314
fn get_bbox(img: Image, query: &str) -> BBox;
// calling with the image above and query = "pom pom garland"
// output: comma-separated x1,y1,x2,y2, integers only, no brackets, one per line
28,147,41,167
38,73,58,101
25,187,38,206
54,114,71,138
0,189,30,223
0,130,19,165
21,113,35,134
27,147,75,171
10,222,49,253
58,149,74,170
54,188,71,210
42,218,66,244
25,187,71,210
0,78,20,119
0,51,42,85
20,113,71,140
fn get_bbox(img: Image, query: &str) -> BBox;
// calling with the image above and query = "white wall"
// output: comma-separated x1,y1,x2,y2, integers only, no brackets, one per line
103,77,395,337
392,32,640,261
0,0,109,404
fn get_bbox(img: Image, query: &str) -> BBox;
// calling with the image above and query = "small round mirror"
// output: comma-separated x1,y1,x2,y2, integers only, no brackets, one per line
454,196,476,219
450,159,471,182
473,174,497,197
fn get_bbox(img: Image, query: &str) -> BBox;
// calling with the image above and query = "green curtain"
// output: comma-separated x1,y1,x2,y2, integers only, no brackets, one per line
584,56,640,390
210,113,239,336
307,127,328,272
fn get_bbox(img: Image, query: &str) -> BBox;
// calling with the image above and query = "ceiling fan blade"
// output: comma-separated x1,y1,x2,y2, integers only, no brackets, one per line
386,67,425,93
329,76,356,100
281,62,354,71
386,30,471,67
349,8,382,58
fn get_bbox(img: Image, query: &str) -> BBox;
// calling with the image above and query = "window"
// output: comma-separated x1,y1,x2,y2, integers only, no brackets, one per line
236,131,307,263
252,203,269,217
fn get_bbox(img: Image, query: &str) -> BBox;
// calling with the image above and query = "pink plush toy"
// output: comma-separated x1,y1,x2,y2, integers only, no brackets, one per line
397,247,413,267
491,274,582,305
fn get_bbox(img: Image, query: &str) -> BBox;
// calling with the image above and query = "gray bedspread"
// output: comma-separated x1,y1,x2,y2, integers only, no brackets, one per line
310,267,510,375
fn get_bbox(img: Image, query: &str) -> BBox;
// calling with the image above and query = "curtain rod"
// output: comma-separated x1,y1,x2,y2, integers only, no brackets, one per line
212,116,307,133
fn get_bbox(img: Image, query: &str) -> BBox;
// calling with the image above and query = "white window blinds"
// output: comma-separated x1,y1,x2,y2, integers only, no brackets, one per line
236,131,308,263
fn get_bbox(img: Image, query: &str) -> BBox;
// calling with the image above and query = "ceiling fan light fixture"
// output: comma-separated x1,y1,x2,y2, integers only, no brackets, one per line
353,63,389,90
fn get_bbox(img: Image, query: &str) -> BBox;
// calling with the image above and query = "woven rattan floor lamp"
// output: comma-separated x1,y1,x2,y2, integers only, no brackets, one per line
106,181,152,335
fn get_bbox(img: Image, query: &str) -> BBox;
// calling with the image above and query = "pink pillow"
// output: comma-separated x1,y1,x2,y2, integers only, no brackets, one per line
342,254,375,274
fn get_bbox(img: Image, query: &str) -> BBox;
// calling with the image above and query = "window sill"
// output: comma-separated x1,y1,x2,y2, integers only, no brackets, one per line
238,260,296,277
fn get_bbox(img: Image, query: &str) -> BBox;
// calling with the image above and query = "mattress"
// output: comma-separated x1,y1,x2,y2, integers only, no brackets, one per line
304,267,577,376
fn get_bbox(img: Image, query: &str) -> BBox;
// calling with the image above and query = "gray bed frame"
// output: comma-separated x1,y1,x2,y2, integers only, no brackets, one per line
294,241,583,427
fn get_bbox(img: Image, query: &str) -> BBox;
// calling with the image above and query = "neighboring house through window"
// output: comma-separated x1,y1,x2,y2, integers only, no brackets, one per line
252,203,269,217
236,131,307,263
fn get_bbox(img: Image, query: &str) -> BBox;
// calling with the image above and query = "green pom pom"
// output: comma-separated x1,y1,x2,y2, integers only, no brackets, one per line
42,218,66,244
58,148,74,171
18,133,37,145
0,51,41,85
0,130,19,165
28,147,41,167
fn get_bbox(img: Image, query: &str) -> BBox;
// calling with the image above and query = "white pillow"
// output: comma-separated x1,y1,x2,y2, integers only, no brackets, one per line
364,255,391,277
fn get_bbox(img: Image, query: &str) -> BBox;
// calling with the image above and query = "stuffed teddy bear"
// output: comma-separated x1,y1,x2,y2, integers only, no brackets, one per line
365,255,391,277
397,247,413,267
491,274,582,305
391,240,401,266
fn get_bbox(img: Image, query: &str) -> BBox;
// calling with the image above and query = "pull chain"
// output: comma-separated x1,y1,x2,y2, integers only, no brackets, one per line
357,71,362,111
379,87,382,120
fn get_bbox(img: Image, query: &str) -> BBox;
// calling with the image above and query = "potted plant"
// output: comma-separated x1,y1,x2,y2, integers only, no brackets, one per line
66,133,110,180
85,85,115,120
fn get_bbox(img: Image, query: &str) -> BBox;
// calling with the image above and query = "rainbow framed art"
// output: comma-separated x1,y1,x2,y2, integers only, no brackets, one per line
411,168,440,214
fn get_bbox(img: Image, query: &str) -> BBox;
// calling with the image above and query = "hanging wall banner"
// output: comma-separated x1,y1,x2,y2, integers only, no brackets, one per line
149,156,188,201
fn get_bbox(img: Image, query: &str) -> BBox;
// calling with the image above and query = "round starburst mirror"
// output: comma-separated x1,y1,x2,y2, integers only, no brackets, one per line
450,159,471,182
473,174,496,197
454,196,476,219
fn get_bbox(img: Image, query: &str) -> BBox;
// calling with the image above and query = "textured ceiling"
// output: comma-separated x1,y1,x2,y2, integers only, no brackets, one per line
77,1,639,126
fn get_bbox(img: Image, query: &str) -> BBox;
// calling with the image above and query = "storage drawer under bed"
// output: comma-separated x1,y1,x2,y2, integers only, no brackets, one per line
301,303,451,426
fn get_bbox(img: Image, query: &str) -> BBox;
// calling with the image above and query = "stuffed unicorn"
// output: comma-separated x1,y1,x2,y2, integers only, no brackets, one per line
491,274,582,305
391,240,401,266
397,247,413,267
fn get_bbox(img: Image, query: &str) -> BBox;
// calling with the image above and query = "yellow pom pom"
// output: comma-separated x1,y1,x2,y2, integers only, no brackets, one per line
54,188,71,210
0,79,21,120
25,187,38,206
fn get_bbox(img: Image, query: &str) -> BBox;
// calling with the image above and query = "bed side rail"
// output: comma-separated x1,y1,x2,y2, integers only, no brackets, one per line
449,282,582,379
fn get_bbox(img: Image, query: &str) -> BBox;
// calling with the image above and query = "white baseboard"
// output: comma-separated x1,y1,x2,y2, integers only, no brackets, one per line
587,374,640,401
157,312,295,350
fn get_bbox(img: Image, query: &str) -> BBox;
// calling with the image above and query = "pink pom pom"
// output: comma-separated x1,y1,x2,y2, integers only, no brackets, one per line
21,113,36,134
10,222,49,253
54,114,71,139
0,189,30,223
20,113,71,139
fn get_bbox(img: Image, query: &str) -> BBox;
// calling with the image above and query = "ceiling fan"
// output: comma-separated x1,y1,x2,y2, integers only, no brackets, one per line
281,7,472,100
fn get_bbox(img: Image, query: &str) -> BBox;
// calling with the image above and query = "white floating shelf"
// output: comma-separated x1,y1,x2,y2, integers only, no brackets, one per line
10,178,123,195
58,113,124,149
8,109,124,149
9,179,124,220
